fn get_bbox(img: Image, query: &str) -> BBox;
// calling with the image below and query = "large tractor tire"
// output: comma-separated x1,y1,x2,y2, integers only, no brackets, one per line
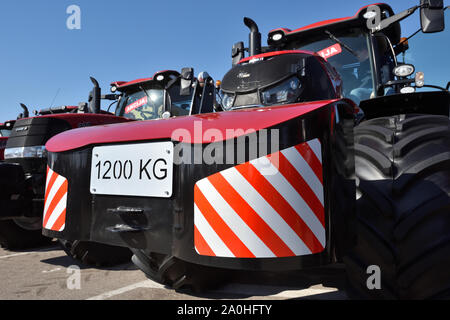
132,249,229,293
0,218,53,250
59,239,132,267
345,114,450,299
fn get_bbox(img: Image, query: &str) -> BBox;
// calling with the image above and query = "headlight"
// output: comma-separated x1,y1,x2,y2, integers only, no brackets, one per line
393,64,415,78
260,76,302,105
4,145,47,159
221,92,235,110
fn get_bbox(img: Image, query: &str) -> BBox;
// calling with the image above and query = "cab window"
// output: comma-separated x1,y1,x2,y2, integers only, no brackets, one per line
116,88,165,121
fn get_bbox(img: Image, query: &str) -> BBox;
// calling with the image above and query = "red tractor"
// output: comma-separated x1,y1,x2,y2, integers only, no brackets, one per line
1,69,214,266
43,2,449,299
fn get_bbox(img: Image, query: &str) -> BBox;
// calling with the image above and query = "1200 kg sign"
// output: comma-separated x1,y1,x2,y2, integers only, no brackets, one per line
90,142,174,198
94,158,168,181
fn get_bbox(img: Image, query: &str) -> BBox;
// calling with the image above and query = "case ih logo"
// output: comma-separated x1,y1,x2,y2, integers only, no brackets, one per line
15,126,28,132
237,72,251,79
125,96,148,114
317,44,342,60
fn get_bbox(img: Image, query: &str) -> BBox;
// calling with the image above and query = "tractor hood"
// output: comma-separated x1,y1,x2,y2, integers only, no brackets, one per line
46,99,337,153
222,51,314,93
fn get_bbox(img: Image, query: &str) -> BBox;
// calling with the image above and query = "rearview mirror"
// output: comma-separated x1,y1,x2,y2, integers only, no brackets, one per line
232,42,245,67
420,0,445,33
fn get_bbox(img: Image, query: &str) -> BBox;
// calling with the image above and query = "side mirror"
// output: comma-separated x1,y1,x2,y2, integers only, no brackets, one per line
88,77,101,114
232,41,245,67
420,0,445,33
180,67,194,96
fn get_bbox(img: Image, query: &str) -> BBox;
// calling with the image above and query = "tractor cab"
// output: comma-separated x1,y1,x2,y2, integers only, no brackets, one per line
266,4,401,105
231,2,447,109
111,69,215,120
0,120,15,138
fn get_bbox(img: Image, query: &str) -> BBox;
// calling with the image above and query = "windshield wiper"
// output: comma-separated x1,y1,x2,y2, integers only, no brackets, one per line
324,30,358,57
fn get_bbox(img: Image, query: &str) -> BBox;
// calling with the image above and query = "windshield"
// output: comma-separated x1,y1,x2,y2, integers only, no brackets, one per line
285,28,375,104
116,88,165,120
167,84,191,116
0,129,11,137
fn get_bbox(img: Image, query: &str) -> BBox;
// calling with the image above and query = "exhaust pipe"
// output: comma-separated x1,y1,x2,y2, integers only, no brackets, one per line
19,103,29,118
88,77,101,114
244,17,261,57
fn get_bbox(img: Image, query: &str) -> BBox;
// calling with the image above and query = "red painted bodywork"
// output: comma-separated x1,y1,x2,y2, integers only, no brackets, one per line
46,99,338,152
22,113,132,130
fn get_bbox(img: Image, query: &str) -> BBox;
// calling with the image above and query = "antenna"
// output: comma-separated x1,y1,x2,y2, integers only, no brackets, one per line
49,88,61,109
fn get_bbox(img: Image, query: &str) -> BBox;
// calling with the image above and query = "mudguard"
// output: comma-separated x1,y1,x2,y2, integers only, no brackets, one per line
43,100,356,271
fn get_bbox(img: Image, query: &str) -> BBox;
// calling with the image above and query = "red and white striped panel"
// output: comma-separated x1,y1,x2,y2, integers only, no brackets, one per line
42,166,68,232
194,138,325,258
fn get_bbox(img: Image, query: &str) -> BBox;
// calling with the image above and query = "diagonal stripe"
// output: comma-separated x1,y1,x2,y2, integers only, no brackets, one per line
194,225,215,256
43,178,67,227
194,186,255,257
197,180,275,258
250,160,326,248
44,170,57,204
295,142,323,183
194,204,234,257
44,191,67,230
236,163,324,253
308,139,322,163
270,151,325,226
221,168,312,256
209,172,295,257
49,208,66,231
281,146,324,206
43,174,65,223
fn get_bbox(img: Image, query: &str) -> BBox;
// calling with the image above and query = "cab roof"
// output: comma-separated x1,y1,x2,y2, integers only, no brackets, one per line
110,70,180,91
268,3,400,46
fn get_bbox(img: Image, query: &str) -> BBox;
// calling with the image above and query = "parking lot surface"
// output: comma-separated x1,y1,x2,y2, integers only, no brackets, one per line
0,242,347,300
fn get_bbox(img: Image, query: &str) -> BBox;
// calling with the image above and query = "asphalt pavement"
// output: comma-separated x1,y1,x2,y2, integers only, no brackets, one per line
0,241,348,300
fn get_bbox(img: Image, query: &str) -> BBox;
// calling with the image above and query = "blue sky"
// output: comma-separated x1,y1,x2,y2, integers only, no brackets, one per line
0,0,448,121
